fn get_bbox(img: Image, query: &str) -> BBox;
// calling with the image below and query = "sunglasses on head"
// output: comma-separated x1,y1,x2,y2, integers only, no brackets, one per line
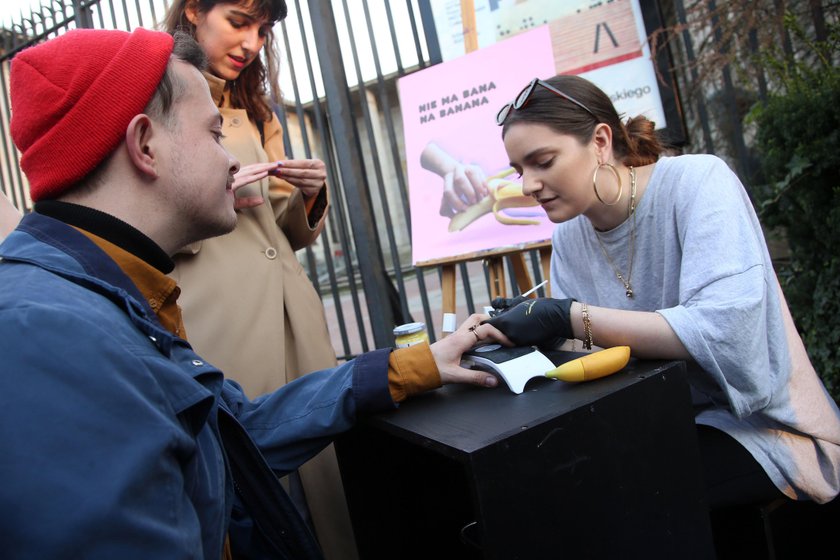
496,78,597,126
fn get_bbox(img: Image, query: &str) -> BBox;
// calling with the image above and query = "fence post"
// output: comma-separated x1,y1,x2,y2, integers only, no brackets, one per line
72,0,94,28
306,0,398,348
708,0,754,184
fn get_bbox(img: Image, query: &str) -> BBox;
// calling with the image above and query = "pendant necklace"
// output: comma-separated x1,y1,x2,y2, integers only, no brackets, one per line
595,166,636,298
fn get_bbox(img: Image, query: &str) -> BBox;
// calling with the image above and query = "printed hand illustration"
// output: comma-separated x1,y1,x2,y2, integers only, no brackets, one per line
420,141,489,218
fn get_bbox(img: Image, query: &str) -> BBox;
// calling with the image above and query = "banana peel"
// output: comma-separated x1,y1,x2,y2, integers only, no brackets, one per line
491,180,541,226
449,197,494,232
448,168,540,232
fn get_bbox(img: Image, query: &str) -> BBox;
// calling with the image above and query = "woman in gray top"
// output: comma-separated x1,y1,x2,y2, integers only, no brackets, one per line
489,75,840,509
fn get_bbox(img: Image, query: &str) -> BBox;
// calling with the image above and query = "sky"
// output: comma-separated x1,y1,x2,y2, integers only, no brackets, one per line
0,0,428,103
0,1,44,26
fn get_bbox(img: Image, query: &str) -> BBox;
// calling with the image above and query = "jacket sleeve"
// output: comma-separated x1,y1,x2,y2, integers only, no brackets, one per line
262,113,330,251
0,308,208,559
221,348,396,475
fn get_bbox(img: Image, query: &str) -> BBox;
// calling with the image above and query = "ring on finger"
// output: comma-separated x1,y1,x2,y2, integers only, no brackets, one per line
468,324,481,342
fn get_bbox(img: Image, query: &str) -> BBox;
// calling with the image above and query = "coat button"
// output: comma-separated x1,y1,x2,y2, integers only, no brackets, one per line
265,247,277,259
192,360,204,367
230,117,242,127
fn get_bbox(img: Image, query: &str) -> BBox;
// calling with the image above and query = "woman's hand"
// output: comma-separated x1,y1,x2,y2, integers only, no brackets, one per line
429,313,513,387
439,162,489,218
419,141,490,217
231,162,280,209
484,298,574,350
273,158,327,199
230,158,327,209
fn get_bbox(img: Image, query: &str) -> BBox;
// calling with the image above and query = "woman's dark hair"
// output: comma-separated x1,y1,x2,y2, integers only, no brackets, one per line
500,75,663,167
162,0,287,123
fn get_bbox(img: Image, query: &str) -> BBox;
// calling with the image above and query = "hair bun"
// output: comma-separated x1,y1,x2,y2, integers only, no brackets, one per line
622,115,660,167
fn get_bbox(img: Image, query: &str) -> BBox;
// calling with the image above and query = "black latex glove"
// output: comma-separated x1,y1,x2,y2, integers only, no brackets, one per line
488,295,528,316
483,297,574,350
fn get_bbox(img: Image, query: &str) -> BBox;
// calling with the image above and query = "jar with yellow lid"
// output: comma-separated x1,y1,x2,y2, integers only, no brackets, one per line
393,322,429,348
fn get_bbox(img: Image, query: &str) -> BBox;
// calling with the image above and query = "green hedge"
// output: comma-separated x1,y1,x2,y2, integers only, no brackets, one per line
750,66,840,400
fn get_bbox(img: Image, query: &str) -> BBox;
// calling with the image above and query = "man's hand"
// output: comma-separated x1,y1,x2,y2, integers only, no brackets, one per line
429,313,512,387
483,298,574,350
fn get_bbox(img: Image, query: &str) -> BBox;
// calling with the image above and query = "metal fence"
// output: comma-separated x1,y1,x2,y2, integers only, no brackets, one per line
1,0,835,361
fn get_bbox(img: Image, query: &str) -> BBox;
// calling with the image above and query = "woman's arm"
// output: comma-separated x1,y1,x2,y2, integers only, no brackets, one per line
569,302,690,360
487,297,690,360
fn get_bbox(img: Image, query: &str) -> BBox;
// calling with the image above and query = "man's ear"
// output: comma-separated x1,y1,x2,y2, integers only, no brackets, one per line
125,114,159,179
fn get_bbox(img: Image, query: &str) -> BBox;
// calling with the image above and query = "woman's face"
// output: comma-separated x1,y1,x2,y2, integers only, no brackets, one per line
187,1,272,81
503,122,598,224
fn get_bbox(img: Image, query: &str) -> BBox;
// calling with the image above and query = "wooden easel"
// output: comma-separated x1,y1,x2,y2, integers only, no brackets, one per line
419,241,552,336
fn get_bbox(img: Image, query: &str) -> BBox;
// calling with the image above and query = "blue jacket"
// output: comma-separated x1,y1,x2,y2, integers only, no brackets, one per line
0,213,395,559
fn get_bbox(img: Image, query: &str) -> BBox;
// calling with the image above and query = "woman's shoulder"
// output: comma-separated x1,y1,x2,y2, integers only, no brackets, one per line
652,154,739,190
648,154,748,218
654,153,734,179
262,110,282,132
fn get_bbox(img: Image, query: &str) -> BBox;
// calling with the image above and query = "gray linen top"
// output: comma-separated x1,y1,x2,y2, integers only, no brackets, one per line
550,154,840,502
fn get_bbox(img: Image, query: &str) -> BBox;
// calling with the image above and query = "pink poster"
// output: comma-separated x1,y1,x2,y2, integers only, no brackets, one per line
400,27,556,265
399,0,656,265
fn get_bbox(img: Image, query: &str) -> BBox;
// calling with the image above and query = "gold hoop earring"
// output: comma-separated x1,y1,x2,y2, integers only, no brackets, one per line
592,162,623,206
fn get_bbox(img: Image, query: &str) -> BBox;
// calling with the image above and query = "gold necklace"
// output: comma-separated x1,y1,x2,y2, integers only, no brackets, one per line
595,166,636,298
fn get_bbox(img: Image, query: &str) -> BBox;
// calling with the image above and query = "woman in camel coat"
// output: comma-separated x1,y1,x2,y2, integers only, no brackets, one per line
172,73,336,395
164,1,357,559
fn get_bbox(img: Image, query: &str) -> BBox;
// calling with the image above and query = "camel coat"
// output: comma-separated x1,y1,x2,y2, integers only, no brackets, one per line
171,74,357,560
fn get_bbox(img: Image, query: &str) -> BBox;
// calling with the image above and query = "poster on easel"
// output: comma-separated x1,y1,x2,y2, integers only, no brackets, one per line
402,0,678,266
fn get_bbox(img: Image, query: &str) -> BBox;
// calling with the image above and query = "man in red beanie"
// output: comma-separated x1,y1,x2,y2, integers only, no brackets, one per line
0,27,504,560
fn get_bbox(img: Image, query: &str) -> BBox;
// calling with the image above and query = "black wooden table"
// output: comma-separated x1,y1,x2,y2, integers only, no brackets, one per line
336,355,715,559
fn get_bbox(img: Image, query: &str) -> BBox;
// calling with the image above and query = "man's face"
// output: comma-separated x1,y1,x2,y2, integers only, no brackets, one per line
158,60,239,245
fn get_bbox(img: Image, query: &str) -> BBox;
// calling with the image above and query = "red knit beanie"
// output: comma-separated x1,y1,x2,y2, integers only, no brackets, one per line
10,28,174,201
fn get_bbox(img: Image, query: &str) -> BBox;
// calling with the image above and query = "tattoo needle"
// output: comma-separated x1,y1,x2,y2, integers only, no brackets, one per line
520,280,548,299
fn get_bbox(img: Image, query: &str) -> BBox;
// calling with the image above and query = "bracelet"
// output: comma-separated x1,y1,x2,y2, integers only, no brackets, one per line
581,302,593,350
